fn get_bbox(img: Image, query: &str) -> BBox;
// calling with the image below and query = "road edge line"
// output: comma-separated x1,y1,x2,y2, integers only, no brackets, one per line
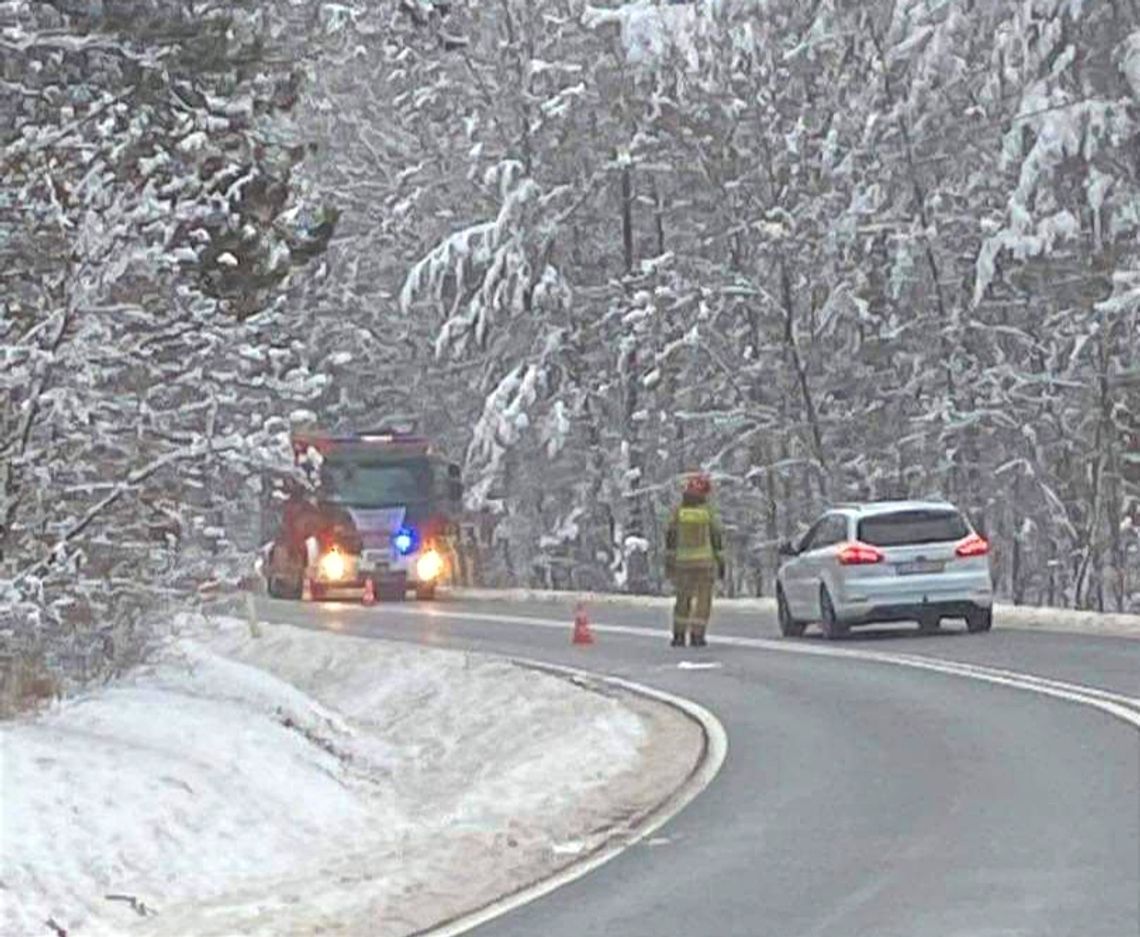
412,607,1140,729
441,587,1140,639
413,659,728,937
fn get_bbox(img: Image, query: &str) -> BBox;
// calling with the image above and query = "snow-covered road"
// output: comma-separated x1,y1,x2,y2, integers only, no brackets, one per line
1,615,702,936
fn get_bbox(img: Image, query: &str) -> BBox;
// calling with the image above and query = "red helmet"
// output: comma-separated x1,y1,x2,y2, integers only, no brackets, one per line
684,472,712,497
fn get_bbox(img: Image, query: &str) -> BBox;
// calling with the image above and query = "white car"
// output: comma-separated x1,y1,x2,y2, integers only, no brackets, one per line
776,500,994,639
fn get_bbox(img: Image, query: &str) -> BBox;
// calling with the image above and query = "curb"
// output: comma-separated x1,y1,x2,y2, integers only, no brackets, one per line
994,605,1140,637
414,658,728,937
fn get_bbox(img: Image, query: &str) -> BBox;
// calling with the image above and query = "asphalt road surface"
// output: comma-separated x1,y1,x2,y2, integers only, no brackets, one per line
256,595,1140,937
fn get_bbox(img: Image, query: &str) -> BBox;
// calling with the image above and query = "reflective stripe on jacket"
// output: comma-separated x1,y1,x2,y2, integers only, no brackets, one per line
673,505,716,568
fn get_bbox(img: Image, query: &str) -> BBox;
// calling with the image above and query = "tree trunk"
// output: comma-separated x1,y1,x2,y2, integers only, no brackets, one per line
621,160,634,276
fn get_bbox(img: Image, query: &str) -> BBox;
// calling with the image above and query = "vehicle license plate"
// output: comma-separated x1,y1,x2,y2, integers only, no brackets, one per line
361,551,388,571
896,559,944,575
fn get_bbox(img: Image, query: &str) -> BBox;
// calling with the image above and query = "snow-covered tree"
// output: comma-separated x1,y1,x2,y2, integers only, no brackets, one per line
0,0,335,706
8,0,1137,710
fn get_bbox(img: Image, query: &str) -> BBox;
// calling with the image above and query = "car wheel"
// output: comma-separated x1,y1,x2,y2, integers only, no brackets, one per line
267,547,302,600
285,571,304,600
966,607,993,633
777,586,806,637
819,586,848,640
379,576,408,602
274,575,303,600
918,612,941,634
266,545,283,598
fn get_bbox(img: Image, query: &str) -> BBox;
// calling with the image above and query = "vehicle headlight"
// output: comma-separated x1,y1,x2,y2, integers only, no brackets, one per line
319,549,347,581
416,549,444,582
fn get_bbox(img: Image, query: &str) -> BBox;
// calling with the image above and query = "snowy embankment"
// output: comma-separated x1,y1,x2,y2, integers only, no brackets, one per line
448,588,1140,638
2,617,701,937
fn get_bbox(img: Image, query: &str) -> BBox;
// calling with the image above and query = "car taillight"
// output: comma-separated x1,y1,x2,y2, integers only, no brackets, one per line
956,533,989,557
837,541,884,565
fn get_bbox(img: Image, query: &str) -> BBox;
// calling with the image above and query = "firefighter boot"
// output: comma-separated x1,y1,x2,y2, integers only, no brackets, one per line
690,626,708,648
671,627,686,648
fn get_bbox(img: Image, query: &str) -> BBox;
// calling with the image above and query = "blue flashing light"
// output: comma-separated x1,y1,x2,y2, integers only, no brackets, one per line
393,526,417,555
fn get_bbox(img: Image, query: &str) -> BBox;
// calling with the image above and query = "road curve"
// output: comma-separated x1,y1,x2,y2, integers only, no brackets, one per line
255,596,1140,937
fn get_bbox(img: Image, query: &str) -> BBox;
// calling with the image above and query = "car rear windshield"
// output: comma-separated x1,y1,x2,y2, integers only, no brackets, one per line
857,510,969,547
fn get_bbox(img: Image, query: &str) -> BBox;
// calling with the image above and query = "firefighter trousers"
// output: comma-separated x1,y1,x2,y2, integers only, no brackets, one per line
673,567,714,641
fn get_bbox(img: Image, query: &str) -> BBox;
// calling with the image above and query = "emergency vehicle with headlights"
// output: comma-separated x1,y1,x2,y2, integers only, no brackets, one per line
263,429,464,602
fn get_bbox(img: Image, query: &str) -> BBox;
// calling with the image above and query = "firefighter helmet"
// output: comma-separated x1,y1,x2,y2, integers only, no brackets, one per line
684,472,712,497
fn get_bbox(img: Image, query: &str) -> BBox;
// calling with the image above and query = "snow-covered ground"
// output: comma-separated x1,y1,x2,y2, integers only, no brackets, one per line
1,615,700,936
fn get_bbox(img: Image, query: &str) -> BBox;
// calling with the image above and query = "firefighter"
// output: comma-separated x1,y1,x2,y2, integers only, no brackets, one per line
664,472,725,647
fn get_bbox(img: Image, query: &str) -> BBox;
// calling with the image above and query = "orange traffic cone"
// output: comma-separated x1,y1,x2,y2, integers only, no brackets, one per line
572,603,594,645
301,576,313,602
362,577,376,606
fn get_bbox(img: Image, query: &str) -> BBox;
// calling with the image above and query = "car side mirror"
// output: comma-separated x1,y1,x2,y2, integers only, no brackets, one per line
778,540,798,558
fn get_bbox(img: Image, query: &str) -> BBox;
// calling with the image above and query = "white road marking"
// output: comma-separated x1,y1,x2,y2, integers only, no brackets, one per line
414,606,1140,729
335,603,1139,937
417,655,728,937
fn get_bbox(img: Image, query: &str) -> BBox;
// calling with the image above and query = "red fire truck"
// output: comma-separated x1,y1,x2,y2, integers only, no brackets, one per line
263,429,464,601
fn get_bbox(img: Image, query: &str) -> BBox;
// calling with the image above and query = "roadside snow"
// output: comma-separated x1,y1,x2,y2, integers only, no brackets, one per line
0,617,695,937
994,603,1140,637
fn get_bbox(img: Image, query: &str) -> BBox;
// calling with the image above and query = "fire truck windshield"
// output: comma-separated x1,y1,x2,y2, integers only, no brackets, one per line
320,460,427,508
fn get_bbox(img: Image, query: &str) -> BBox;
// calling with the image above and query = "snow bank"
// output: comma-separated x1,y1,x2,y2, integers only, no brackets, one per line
582,1,708,70
446,587,1140,637
0,617,692,936
994,604,1140,638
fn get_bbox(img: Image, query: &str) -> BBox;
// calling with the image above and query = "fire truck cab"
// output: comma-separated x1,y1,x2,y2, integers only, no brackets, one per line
264,429,463,602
